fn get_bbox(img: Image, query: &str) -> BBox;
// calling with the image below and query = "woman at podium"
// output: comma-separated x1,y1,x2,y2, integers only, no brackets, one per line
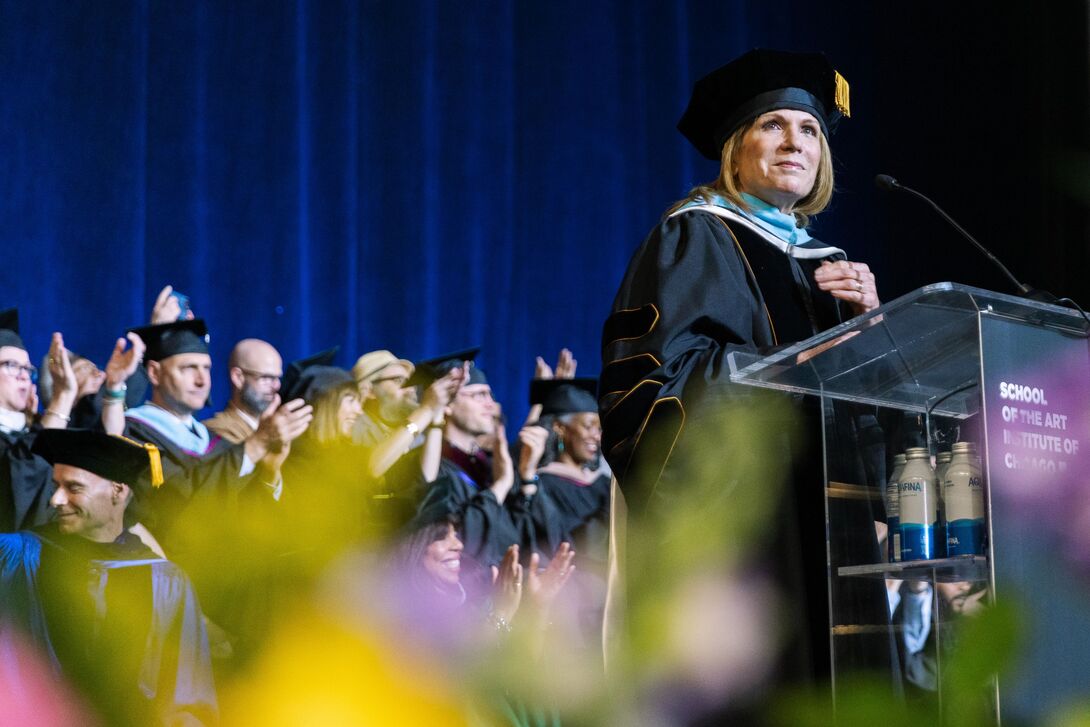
600,48,896,710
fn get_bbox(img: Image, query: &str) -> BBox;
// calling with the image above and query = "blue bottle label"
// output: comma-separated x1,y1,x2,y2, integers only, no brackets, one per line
946,518,985,556
900,522,936,561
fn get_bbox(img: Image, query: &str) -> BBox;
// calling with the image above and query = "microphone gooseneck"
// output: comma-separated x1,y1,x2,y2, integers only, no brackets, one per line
873,174,1050,301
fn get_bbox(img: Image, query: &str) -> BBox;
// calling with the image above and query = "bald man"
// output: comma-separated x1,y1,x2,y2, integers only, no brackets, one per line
204,338,286,444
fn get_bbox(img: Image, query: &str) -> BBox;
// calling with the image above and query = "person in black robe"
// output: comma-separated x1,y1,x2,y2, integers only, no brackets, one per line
412,350,530,568
350,349,465,538
600,49,895,714
526,378,610,570
99,319,310,656
99,319,309,533
0,308,80,532
0,428,217,726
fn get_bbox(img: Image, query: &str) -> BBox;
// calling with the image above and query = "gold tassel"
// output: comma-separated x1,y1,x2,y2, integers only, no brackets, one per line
144,444,164,488
834,71,851,118
110,434,165,488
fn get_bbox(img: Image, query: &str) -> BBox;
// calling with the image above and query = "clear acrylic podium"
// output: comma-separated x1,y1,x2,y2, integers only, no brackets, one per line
728,283,1090,724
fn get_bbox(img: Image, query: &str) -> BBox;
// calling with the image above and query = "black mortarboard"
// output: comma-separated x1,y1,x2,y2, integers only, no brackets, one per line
33,429,164,488
530,378,598,416
126,319,210,363
405,347,483,388
281,347,353,402
678,48,851,160
0,308,26,351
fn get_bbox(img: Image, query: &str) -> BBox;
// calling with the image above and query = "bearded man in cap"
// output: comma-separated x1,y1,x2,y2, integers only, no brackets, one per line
0,429,217,725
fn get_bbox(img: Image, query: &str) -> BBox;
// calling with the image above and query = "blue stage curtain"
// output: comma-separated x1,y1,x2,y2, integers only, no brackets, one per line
1,1,1086,421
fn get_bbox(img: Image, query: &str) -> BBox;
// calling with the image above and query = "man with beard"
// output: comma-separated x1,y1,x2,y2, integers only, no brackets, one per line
0,429,217,725
352,350,463,534
204,338,292,445
351,349,418,453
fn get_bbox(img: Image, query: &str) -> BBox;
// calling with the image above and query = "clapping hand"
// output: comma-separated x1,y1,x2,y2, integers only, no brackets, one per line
534,348,577,380
105,332,146,388
527,542,576,610
490,544,524,624
46,332,77,403
251,395,313,467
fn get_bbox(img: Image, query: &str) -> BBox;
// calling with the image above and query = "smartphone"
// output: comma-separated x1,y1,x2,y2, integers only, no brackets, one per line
169,291,191,320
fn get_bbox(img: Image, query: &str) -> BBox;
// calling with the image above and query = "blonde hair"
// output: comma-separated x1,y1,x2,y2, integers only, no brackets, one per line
669,115,835,228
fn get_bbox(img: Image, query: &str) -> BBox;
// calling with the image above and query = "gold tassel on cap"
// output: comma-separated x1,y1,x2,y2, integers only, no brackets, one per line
111,434,165,488
834,71,851,118
144,444,164,488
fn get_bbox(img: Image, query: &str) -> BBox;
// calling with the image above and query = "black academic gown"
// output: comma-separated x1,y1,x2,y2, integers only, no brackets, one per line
601,206,894,690
0,523,217,725
535,469,611,571
120,417,268,532
0,427,54,532
120,417,280,645
415,444,526,568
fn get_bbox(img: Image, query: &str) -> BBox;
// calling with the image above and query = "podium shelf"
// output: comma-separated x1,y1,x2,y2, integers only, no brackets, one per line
837,555,989,583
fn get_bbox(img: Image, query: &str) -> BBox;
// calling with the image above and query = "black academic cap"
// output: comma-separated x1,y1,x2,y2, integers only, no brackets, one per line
0,308,26,351
530,378,599,416
127,319,210,363
281,347,353,402
405,347,483,388
33,429,164,488
677,48,851,160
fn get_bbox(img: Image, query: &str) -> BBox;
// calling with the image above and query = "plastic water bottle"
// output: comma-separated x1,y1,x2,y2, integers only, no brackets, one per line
899,447,938,561
944,442,985,556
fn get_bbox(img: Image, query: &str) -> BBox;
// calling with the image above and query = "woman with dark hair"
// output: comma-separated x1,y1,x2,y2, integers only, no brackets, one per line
526,379,610,572
390,510,576,650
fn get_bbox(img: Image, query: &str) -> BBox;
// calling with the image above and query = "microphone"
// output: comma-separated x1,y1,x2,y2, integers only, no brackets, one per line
875,174,1055,302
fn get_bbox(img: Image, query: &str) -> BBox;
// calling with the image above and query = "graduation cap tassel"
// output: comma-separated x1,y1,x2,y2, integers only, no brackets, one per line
834,71,851,118
144,444,164,488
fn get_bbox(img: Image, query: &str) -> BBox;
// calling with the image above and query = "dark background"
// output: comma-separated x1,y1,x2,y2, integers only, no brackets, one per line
3,0,1087,424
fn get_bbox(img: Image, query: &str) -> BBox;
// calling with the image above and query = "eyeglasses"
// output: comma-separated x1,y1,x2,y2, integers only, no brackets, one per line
237,367,281,386
371,375,409,387
459,388,493,402
0,360,38,383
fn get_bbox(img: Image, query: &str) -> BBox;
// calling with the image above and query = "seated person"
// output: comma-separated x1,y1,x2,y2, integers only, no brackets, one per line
0,429,217,725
